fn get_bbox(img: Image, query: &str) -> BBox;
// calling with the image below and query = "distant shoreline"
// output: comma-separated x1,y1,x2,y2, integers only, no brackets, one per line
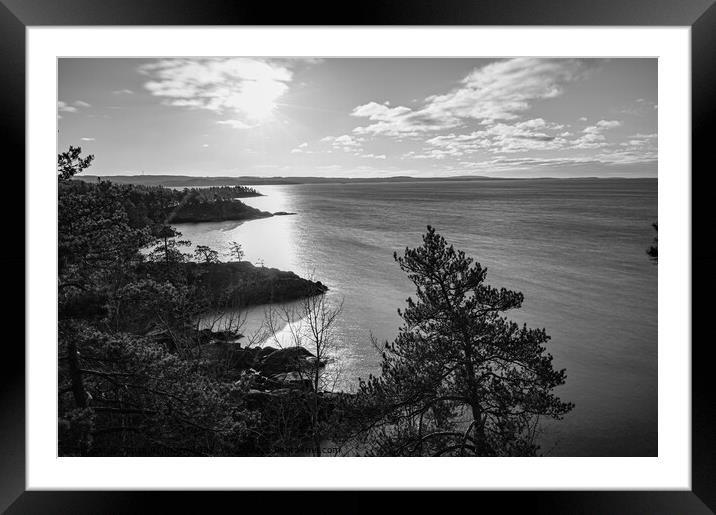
77,174,657,188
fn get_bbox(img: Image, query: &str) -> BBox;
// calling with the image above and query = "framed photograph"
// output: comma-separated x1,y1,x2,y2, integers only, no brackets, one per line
6,0,714,512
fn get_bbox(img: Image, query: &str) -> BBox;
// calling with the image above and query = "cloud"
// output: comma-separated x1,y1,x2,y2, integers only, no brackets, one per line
456,151,656,174
351,101,458,137
419,118,569,158
58,100,91,113
202,143,209,148
324,134,361,147
617,132,657,160
80,137,95,141
290,142,311,154
216,119,252,129
595,119,622,129
139,58,293,125
572,119,622,149
290,142,318,154
596,148,657,164
321,134,363,152
471,156,598,170
423,58,589,122
618,99,658,116
291,135,387,159
405,115,640,162
112,89,134,94
351,58,592,137
58,101,77,113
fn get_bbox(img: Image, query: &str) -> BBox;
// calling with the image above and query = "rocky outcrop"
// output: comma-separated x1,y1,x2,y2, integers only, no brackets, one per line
196,339,327,392
188,261,328,308
259,346,325,376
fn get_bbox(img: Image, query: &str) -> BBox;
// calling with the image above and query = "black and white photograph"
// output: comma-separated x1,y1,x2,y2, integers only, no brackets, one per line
56,56,658,458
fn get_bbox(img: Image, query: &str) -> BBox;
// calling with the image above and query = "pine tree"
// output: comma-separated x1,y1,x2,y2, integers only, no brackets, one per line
358,226,573,456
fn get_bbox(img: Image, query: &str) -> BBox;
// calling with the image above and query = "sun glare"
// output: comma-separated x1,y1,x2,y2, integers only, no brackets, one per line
234,79,287,121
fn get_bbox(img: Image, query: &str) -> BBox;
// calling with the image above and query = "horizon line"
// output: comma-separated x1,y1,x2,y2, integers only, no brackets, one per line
79,173,657,180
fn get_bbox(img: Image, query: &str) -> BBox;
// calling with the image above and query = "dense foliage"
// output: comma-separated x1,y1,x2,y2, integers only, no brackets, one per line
58,147,261,456
63,179,270,228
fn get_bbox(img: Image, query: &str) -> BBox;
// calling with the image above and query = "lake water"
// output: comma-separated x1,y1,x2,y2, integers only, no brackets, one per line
173,178,658,457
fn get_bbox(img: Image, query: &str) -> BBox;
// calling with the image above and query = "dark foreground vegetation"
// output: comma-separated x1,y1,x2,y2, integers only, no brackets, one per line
59,146,572,457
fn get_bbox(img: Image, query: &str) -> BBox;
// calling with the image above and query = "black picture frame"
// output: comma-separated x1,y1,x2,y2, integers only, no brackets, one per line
3,0,714,512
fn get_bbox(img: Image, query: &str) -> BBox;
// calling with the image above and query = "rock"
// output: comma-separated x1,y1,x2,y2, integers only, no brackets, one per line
228,347,263,370
258,346,321,376
258,346,278,358
273,211,297,216
195,328,243,345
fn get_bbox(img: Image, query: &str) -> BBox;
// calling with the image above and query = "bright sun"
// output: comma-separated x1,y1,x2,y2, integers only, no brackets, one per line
234,79,287,121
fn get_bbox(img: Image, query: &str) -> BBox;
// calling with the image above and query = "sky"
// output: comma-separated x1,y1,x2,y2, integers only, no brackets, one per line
58,58,657,178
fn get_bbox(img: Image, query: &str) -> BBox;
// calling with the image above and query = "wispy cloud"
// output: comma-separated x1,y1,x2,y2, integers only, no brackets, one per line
290,142,310,154
58,101,76,113
406,116,638,163
58,100,91,113
617,98,658,116
139,58,293,125
291,134,387,160
112,89,134,95
423,58,590,122
80,137,96,141
216,119,252,129
414,118,568,159
351,58,593,138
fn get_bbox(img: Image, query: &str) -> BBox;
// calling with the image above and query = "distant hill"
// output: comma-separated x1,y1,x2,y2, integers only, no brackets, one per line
76,174,653,188
76,174,500,187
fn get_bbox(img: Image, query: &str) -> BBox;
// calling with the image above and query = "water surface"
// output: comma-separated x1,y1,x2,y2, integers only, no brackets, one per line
174,178,658,456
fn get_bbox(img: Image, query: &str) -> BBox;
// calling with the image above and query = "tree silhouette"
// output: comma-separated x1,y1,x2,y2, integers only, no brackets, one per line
228,241,245,261
194,245,220,264
148,225,191,265
58,145,94,181
357,226,573,456
647,223,658,263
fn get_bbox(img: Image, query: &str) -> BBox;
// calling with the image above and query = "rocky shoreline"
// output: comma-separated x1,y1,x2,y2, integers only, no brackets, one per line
170,193,335,410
